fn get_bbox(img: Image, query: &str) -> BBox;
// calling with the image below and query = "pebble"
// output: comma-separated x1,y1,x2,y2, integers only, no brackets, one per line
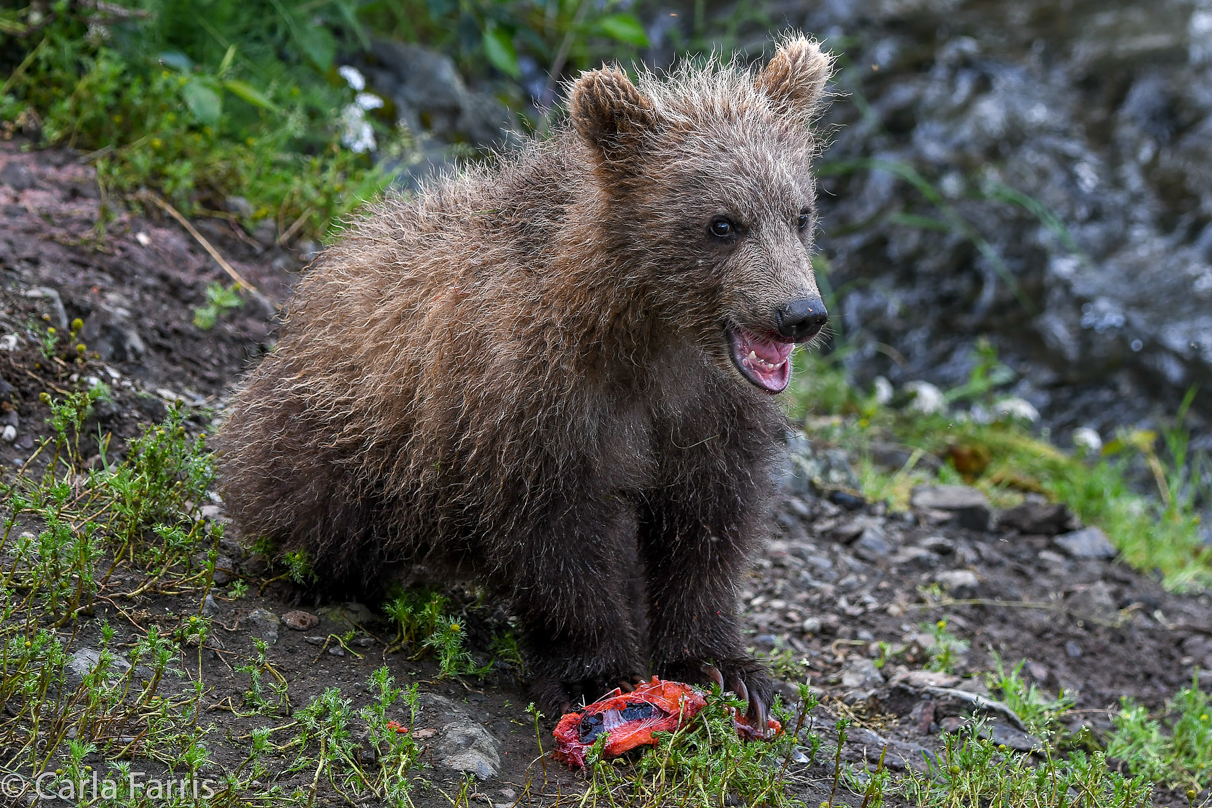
935,569,980,599
801,616,823,635
248,608,281,643
282,610,321,631
1,425,14,443
997,499,1074,536
1066,581,1119,623
841,657,886,691
983,722,1042,752
1065,641,1083,658
853,523,895,560
201,594,221,617
1054,527,1117,560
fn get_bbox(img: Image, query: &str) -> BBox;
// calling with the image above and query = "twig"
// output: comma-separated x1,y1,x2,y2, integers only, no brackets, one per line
137,192,275,312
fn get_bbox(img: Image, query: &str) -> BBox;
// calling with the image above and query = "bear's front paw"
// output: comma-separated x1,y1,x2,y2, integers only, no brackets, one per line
663,657,775,735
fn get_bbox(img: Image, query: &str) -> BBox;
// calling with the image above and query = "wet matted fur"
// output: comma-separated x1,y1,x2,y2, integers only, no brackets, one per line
216,35,834,717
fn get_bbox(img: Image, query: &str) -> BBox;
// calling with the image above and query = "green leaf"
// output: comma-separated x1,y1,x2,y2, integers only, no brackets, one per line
218,44,236,76
223,80,278,112
593,14,649,47
181,79,222,127
157,51,193,72
293,22,336,71
482,26,520,78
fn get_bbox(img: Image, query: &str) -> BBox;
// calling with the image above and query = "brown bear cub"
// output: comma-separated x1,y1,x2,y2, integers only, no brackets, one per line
216,35,833,727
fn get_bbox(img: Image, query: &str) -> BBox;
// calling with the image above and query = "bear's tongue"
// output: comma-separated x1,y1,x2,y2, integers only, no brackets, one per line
729,328,793,394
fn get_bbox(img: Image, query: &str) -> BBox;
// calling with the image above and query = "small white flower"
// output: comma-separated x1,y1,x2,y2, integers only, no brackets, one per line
905,381,947,415
338,65,366,92
872,376,893,405
355,92,384,112
1072,427,1103,454
340,104,376,154
993,397,1040,423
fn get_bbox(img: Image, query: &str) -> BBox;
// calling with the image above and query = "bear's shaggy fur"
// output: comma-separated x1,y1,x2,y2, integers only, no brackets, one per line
216,36,833,720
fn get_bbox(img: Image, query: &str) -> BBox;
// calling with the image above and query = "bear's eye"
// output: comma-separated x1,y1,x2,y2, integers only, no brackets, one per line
797,212,811,232
709,218,736,240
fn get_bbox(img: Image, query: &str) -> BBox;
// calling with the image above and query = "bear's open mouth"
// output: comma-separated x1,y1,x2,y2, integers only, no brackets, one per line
727,327,794,394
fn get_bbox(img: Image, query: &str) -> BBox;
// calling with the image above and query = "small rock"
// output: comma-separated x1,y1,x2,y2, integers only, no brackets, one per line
24,287,68,330
853,523,895,561
908,700,935,734
211,555,234,586
0,160,34,191
1,425,15,443
248,608,281,643
891,669,961,689
841,657,885,691
252,220,278,248
413,727,438,739
225,195,255,218
1065,641,1083,658
282,610,321,631
983,722,1042,752
801,616,822,635
498,788,518,802
1066,581,1119,623
317,602,376,632
305,636,326,645
436,719,501,779
938,716,963,733
910,485,992,532
1054,527,1117,560
0,334,18,351
997,499,1075,536
935,569,980,599
79,304,146,363
67,648,131,684
752,634,779,650
917,535,956,555
201,594,221,617
327,645,345,657
890,545,937,570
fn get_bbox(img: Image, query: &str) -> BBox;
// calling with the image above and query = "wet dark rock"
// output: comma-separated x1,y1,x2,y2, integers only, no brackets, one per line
997,498,1077,535
1054,526,1118,559
910,485,992,531
853,522,896,560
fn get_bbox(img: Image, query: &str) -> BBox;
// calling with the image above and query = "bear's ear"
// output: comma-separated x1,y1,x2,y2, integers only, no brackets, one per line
756,36,833,119
568,67,656,168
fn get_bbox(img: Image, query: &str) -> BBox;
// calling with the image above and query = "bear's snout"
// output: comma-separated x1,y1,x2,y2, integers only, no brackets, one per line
774,296,828,342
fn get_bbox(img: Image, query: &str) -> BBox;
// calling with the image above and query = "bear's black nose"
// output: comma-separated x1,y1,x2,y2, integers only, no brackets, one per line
775,297,828,341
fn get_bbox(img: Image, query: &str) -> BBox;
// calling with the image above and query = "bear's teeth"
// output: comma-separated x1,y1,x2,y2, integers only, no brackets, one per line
748,350,757,361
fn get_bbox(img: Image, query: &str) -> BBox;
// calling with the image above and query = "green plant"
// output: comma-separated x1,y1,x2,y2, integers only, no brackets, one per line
1107,680,1212,792
2,0,397,240
922,620,967,675
985,652,1074,736
894,724,1155,807
384,588,486,678
194,282,244,330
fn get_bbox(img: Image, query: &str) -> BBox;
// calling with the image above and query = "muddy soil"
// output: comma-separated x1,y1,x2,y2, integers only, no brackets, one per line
1,140,1210,807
